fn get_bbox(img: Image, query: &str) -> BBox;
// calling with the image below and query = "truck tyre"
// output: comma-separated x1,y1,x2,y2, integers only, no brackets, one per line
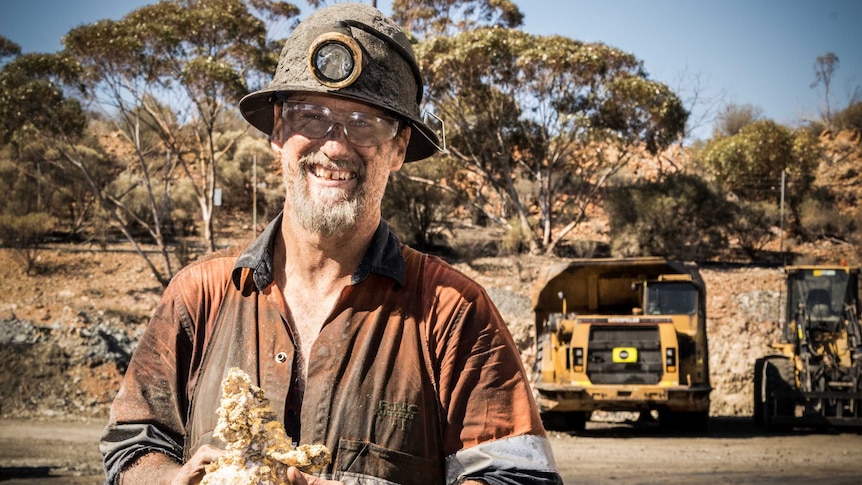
762,357,795,432
533,315,560,381
753,358,765,427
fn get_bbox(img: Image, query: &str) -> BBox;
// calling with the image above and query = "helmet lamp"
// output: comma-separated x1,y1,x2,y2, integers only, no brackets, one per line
308,31,363,89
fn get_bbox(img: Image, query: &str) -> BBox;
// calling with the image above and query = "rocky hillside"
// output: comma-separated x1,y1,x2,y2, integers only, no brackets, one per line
0,237,857,420
0,129,859,421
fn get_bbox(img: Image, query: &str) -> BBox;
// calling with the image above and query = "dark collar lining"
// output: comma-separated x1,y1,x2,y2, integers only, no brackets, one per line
231,213,405,291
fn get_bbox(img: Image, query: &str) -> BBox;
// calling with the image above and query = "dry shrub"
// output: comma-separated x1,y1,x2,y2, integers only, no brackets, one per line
0,212,56,275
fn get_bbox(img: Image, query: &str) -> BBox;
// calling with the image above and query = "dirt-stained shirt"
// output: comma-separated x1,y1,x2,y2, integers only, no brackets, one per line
100,215,561,484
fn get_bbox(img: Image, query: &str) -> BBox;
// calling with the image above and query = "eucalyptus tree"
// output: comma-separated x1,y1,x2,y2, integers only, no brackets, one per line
0,46,91,224
0,42,60,221
812,52,839,128
416,28,687,254
0,46,85,147
0,45,122,273
376,1,525,249
62,0,299,254
0,45,184,283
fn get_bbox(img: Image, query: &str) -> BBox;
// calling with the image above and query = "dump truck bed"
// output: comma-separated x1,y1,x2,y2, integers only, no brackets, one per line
532,257,704,317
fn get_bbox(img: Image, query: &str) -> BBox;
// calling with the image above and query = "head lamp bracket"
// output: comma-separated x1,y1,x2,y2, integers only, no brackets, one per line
306,20,423,104
308,29,364,89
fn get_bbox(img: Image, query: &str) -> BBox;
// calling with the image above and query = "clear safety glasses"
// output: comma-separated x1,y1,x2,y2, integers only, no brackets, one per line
281,101,400,147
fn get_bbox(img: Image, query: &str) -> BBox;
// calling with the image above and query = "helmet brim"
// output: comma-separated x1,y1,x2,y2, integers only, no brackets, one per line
239,88,439,163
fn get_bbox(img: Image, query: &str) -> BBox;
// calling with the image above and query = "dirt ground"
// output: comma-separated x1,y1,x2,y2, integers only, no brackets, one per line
3,416,862,484
0,418,105,484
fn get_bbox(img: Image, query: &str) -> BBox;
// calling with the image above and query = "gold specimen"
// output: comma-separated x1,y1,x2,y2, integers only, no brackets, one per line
201,367,331,484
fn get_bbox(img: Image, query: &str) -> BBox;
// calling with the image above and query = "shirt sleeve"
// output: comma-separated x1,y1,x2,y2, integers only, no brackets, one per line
99,423,184,485
446,435,562,485
424,258,562,483
99,277,197,484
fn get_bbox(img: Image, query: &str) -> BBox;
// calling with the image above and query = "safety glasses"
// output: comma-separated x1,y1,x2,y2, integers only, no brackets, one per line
281,101,400,147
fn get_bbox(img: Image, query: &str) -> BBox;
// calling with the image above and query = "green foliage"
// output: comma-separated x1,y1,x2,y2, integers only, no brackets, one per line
699,120,819,203
392,0,524,38
0,52,86,143
61,0,299,253
165,177,201,237
0,35,22,60
787,127,820,195
596,74,689,154
0,120,112,239
0,212,57,274
218,135,274,212
0,213,56,247
604,173,733,260
4,1,852,270
63,0,294,104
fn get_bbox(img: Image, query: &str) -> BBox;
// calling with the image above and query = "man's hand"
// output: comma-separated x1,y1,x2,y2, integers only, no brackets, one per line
120,446,224,485
169,445,225,484
286,467,345,485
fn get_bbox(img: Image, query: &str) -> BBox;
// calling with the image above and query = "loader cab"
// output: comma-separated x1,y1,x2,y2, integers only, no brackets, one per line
754,264,862,431
785,266,859,337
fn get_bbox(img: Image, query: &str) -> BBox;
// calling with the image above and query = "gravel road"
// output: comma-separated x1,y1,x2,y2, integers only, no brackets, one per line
553,418,862,484
2,417,862,484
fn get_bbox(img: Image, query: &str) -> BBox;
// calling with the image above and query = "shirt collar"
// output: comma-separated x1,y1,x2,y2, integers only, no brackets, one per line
231,213,406,291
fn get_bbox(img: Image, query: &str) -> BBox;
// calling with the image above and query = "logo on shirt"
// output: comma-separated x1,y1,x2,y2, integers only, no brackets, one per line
375,400,418,432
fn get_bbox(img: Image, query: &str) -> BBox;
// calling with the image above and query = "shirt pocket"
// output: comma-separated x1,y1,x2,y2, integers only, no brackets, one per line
333,438,442,485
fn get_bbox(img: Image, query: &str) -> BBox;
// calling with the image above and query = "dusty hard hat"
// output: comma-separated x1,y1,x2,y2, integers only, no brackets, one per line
239,3,439,162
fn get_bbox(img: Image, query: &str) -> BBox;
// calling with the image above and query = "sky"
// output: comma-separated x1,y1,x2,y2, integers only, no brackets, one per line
1,0,860,141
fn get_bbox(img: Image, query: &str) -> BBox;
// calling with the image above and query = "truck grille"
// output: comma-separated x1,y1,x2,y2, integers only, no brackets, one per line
587,326,662,384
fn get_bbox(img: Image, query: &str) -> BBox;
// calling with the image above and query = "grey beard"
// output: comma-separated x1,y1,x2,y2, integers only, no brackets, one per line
287,156,368,238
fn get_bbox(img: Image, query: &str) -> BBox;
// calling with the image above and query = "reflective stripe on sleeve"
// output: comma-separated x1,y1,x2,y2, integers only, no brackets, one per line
445,434,560,485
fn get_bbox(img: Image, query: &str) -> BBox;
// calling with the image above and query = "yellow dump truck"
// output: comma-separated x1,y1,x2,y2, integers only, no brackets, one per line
531,257,711,432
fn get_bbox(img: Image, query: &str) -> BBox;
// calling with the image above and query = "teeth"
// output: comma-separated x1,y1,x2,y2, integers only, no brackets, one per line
312,165,356,181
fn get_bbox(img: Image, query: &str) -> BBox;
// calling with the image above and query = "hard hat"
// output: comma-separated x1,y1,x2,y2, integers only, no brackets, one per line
239,3,440,162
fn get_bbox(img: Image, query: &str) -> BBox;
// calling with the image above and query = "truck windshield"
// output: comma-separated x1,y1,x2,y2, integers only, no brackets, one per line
645,282,698,315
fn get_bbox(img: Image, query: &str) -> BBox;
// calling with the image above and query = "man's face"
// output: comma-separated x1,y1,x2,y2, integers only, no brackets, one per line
271,94,410,238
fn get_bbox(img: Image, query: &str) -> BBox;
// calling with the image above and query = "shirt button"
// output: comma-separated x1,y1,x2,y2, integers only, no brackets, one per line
275,352,287,363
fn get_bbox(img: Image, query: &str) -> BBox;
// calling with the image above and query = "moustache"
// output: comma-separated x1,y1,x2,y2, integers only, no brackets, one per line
298,152,364,179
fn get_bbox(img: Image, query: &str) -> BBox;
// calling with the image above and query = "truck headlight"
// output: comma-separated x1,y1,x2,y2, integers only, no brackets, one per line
666,348,677,372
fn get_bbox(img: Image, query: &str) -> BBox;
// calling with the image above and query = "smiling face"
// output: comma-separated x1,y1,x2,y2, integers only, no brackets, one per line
271,94,410,239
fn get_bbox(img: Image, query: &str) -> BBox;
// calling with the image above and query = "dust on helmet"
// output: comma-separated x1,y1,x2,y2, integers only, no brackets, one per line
239,3,440,162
